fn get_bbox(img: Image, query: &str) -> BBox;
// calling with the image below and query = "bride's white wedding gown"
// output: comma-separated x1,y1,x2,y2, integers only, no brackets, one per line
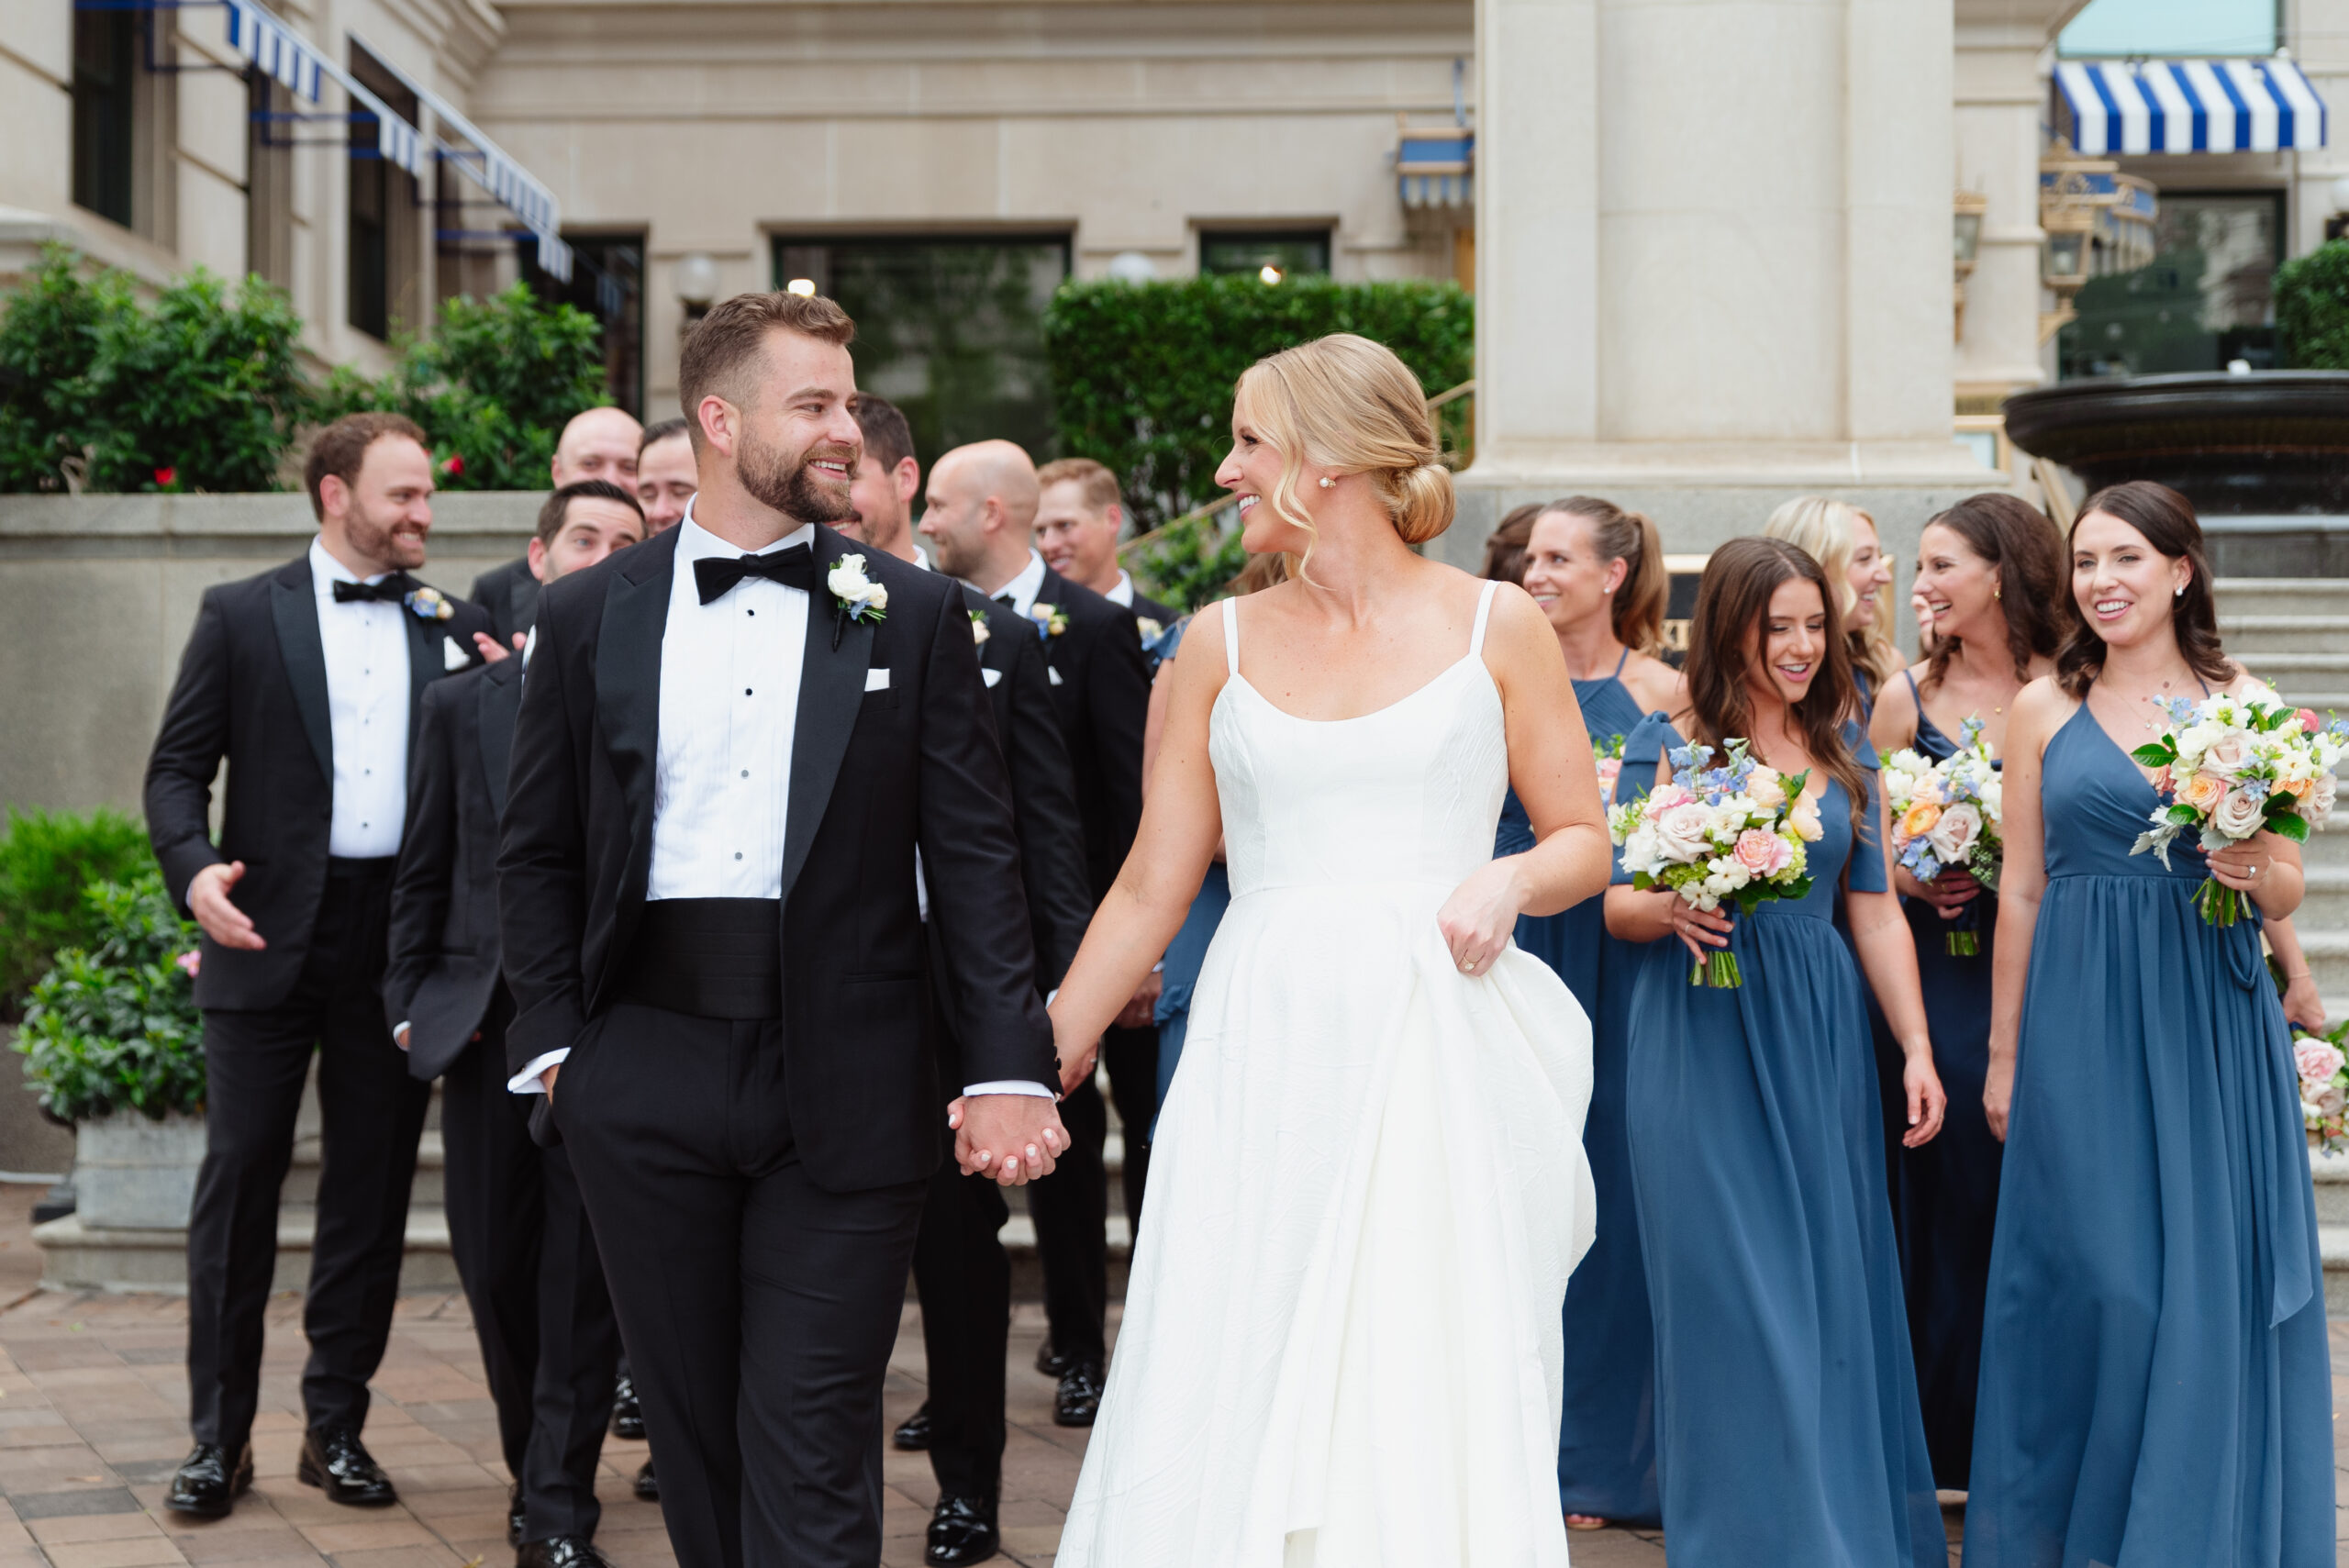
1055,582,1598,1567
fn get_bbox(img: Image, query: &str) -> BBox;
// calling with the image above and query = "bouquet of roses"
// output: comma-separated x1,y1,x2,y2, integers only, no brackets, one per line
2130,690,2347,926
1594,733,1626,806
1880,718,2006,956
1609,738,1824,988
2295,1025,2349,1152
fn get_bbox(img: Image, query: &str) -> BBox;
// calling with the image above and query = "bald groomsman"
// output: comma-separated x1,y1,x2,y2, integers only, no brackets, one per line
472,407,644,644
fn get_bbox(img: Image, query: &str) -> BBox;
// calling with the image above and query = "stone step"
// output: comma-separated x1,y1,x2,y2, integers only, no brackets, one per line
2213,579,2349,620
280,1130,443,1210
2288,929,2349,996
2230,653,2349,706
2324,1225,2349,1316
33,1206,457,1295
2289,867,2349,929
2219,615,2349,656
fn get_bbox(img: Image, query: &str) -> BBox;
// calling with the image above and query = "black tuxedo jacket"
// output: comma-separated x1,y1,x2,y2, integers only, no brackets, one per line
497,524,1057,1193
144,553,493,1012
1125,587,1178,639
1030,565,1151,902
471,556,540,645
384,656,525,1081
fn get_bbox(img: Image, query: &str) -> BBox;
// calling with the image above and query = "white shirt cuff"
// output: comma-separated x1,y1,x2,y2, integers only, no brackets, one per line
963,1080,1055,1098
507,1049,570,1094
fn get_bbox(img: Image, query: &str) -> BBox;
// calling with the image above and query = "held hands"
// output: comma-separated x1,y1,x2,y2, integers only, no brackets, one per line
1115,970,1163,1031
1900,1049,1948,1148
189,862,265,951
949,1095,1070,1186
1054,1020,1102,1097
1439,859,1528,977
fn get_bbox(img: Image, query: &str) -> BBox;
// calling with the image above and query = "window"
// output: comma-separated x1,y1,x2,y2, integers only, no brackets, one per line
347,45,421,341
773,236,1071,466
246,70,294,290
2059,0,2277,57
72,8,138,228
2060,191,2284,380
521,235,646,418
1199,230,1331,280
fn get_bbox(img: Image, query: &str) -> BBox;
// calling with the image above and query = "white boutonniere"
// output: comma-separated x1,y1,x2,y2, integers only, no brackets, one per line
1028,602,1069,640
406,585,455,621
969,609,990,645
825,554,888,649
1136,616,1163,644
441,635,470,672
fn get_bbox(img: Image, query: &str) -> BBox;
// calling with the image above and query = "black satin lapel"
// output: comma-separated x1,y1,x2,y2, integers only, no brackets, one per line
596,562,669,906
404,604,439,750
479,662,523,821
781,602,873,903
270,569,335,787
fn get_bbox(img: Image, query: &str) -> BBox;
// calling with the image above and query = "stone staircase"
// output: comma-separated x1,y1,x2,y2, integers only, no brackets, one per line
2218,579,2349,1311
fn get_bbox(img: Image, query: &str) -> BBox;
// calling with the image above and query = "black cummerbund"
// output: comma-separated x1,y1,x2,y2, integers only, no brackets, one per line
615,897,784,1019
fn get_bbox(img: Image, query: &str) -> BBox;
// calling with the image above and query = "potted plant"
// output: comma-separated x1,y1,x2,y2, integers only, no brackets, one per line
14,873,206,1229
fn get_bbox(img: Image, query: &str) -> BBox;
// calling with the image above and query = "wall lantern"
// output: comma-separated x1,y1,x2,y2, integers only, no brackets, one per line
674,252,719,308
1954,190,1987,343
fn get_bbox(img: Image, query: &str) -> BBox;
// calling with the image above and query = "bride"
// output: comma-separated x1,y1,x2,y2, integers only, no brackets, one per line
984,333,1610,1564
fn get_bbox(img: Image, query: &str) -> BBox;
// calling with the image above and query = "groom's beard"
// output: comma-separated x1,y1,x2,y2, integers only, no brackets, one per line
740,430,857,525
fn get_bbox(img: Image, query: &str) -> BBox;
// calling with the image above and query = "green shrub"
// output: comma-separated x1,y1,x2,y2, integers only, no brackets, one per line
2277,240,2349,370
0,807,154,1015
316,282,610,491
1041,275,1475,532
16,873,205,1122
0,245,312,494
1130,511,1250,614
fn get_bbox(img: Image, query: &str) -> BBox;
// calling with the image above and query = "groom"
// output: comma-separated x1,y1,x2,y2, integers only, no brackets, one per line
496,288,1068,1568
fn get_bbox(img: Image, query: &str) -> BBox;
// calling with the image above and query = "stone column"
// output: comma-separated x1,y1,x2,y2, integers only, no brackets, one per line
1455,0,2000,628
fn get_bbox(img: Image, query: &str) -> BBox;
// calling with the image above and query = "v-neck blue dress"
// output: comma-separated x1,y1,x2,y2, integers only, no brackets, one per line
1495,650,1658,1523
1965,697,2332,1567
1616,715,1941,1568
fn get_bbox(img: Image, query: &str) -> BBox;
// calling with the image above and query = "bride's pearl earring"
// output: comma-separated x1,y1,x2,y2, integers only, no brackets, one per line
1319,476,1335,489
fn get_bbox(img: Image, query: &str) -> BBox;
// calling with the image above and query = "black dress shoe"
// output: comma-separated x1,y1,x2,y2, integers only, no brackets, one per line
296,1426,397,1507
1053,1362,1105,1428
1034,1339,1072,1379
632,1459,659,1501
518,1537,615,1568
926,1494,999,1566
164,1442,252,1518
893,1401,934,1451
609,1373,644,1441
508,1482,528,1548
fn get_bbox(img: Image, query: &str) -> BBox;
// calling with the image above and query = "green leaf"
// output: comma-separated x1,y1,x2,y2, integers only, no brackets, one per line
2165,804,2200,824
2131,741,2176,767
2268,807,2310,842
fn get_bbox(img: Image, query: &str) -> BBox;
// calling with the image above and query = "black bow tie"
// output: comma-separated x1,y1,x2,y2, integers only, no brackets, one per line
331,578,409,605
696,543,818,605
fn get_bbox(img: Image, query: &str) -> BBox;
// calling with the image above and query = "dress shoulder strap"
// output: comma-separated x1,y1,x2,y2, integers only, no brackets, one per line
1612,645,1631,679
1469,578,1500,659
1903,666,1922,705
1222,595,1241,677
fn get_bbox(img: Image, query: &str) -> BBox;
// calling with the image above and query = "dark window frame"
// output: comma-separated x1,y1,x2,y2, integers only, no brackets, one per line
520,231,647,419
2058,185,2287,381
1197,228,1334,278
346,43,421,342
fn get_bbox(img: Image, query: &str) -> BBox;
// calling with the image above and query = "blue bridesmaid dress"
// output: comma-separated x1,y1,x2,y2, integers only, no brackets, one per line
1887,670,2003,1489
1617,713,1942,1568
1965,696,2332,1568
1494,649,1659,1524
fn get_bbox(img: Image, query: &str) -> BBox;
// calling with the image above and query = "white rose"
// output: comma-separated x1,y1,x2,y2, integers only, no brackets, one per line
1653,802,1716,864
2311,773,2338,823
1926,802,1982,862
827,562,870,601
2211,786,2267,840
1620,828,1664,876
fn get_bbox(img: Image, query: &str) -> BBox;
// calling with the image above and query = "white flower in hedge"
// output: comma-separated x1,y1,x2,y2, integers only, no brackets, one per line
827,556,888,622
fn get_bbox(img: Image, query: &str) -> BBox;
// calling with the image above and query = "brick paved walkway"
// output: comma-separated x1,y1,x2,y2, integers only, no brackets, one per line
0,1183,2332,1566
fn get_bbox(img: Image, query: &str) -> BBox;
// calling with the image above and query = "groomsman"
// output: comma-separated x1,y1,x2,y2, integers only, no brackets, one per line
145,413,494,1518
635,417,697,535
473,406,644,643
918,442,1152,1428
1034,457,1178,640
849,398,1093,1565
498,290,1066,1568
387,480,644,1568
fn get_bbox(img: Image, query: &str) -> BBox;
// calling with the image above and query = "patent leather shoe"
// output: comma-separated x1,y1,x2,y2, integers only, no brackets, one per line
296,1426,397,1507
1033,1339,1072,1378
164,1442,252,1518
1053,1362,1105,1428
925,1494,999,1566
508,1482,528,1548
893,1402,934,1451
609,1373,644,1440
632,1459,659,1501
518,1537,614,1568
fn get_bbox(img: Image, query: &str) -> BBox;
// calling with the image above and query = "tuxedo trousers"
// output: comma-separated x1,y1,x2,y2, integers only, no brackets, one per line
558,1004,925,1568
910,1153,1011,1499
1026,1024,1155,1363
186,860,432,1452
440,1000,618,1543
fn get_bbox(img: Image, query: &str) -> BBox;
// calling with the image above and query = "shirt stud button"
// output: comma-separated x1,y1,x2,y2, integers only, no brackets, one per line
745,687,752,695
740,770,749,778
734,851,743,861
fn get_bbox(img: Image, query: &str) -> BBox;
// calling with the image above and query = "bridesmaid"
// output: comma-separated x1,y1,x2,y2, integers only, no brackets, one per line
1968,481,2332,1567
1764,495,1902,715
1608,537,1947,1568
1487,498,1682,1530
1865,494,2063,1494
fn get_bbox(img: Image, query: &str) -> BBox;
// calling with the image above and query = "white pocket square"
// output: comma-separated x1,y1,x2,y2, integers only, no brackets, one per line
864,668,891,692
981,667,1003,688
442,636,469,672
1048,666,1064,686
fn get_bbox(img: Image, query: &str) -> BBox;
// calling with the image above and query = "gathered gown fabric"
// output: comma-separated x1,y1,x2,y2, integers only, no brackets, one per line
1965,699,2332,1568
1887,670,2004,1489
1494,650,1659,1524
1616,713,1943,1568
1056,583,1598,1568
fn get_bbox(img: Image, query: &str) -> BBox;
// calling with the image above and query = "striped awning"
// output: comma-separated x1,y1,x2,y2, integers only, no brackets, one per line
220,0,429,180
2054,57,2328,155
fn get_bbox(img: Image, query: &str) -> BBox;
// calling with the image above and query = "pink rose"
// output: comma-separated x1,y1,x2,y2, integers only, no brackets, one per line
2296,1038,2344,1087
1596,756,1622,805
1653,802,1718,863
2299,708,2322,734
1646,783,1693,812
174,951,201,979
2202,734,2250,777
1732,828,1793,878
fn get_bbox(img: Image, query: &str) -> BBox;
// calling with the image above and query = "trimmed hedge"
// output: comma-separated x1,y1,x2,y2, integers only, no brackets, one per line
1042,276,1474,531
0,807,154,1017
2277,240,2349,370
16,873,205,1123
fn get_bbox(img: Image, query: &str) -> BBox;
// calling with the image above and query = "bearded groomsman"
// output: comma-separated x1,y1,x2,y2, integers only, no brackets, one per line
848,397,1092,1565
498,291,1066,1568
146,414,495,1518
473,407,644,644
918,442,1152,1429
387,480,644,1568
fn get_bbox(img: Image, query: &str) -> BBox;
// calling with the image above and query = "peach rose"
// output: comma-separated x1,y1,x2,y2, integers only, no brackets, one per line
1732,828,1794,879
1744,768,1787,810
2152,764,2175,795
1789,795,1824,842
1898,800,1943,841
2176,771,2228,815
2277,773,2313,800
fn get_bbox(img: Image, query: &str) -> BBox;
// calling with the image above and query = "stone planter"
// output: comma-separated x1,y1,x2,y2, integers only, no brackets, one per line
72,1112,204,1229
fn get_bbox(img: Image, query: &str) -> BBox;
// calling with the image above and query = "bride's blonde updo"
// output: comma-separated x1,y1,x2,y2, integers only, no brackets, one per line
1233,334,1453,578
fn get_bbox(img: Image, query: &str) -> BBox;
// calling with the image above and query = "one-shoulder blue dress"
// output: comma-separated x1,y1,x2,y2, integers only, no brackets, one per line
1494,649,1658,1523
1886,669,2003,1490
1965,698,2332,1567
1616,713,1941,1568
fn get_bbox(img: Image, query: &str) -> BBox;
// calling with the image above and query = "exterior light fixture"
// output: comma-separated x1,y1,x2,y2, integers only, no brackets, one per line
785,277,818,297
1258,264,1284,284
674,252,719,308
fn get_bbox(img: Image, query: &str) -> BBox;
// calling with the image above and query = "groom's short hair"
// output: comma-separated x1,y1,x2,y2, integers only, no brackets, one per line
678,291,856,444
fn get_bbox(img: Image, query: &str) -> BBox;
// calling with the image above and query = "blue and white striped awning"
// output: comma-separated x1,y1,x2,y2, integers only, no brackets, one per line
2054,57,2328,155
220,0,429,180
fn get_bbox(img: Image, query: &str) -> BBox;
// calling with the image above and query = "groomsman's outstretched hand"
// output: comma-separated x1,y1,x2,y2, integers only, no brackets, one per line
189,861,266,951
950,1094,1070,1186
